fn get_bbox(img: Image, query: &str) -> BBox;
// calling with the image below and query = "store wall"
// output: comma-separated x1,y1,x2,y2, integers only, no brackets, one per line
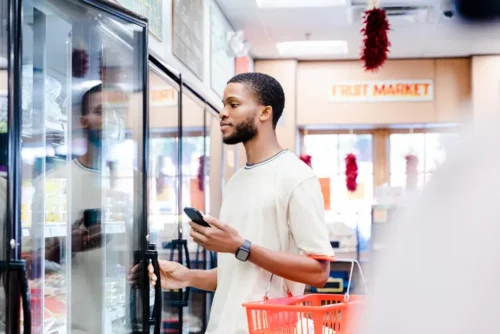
208,115,223,216
297,59,471,126
250,58,471,160
114,0,255,114
144,0,253,112
471,55,500,123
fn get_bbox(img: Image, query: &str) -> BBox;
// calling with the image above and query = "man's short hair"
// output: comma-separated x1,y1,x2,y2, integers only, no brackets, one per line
227,72,285,129
81,84,102,116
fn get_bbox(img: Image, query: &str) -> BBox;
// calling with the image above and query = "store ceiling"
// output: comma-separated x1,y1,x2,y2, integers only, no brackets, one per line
215,0,500,59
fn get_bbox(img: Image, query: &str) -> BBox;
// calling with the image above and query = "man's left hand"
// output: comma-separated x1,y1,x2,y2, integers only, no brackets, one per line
189,215,244,254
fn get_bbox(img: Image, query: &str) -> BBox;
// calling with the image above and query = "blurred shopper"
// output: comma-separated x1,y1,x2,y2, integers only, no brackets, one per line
358,115,500,334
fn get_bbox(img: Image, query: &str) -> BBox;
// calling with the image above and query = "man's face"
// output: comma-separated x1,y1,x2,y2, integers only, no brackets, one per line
81,91,103,132
220,82,259,145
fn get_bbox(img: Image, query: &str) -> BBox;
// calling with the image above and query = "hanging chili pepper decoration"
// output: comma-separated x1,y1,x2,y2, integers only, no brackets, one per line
300,154,312,168
361,0,391,71
72,49,89,78
197,155,205,191
345,153,358,192
405,154,418,189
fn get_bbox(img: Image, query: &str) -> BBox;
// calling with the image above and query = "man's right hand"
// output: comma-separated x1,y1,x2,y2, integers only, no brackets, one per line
148,260,191,290
129,260,217,292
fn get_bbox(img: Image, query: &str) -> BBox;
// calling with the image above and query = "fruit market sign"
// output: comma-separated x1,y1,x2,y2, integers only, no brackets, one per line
329,80,433,103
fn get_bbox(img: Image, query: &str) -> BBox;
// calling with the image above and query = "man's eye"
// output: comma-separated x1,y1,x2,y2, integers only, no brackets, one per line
231,103,239,108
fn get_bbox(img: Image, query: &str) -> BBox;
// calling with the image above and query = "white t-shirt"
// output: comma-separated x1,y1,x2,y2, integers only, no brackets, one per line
31,159,128,334
206,150,334,334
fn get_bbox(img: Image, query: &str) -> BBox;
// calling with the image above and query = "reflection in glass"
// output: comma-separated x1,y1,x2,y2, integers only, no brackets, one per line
181,93,206,334
148,66,180,240
147,66,184,332
18,0,146,332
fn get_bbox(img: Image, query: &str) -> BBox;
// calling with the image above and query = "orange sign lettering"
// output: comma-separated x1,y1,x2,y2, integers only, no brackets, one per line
373,83,430,97
329,80,433,102
151,88,176,102
331,84,368,98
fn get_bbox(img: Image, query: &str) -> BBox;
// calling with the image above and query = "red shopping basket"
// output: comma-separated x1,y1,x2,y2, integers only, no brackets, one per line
243,260,367,334
243,294,364,334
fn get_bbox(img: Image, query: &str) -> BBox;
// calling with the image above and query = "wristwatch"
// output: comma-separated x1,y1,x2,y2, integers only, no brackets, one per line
235,239,251,262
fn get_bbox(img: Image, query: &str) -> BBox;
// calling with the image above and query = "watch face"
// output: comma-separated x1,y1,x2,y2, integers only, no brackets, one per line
236,249,249,261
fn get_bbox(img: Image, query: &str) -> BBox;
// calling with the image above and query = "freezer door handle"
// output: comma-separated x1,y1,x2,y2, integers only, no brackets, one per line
147,244,162,334
0,260,31,333
18,261,31,333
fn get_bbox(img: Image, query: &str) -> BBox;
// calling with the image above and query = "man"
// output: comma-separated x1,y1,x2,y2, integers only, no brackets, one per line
149,73,334,333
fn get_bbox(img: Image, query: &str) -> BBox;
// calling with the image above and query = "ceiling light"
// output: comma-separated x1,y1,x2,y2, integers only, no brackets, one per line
256,0,347,8
276,40,348,57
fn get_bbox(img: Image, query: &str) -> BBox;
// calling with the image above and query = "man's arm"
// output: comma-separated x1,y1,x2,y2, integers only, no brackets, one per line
255,176,334,288
149,261,217,292
190,221,330,288
189,176,334,289
188,268,218,291
248,246,330,288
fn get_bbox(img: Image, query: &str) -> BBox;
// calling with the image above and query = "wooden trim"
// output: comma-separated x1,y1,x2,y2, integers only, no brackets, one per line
388,127,457,134
299,128,376,136
373,129,390,187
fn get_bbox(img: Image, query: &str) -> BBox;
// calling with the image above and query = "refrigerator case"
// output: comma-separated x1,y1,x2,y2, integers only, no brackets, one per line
2,0,161,333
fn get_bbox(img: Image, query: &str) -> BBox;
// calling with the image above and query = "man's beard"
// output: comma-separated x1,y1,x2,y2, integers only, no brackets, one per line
222,118,258,145
88,129,103,148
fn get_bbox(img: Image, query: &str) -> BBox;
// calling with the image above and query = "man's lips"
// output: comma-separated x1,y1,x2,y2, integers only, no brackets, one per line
220,122,231,128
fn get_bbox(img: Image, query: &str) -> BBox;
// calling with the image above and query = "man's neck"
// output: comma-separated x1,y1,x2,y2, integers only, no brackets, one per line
78,145,102,171
243,132,283,166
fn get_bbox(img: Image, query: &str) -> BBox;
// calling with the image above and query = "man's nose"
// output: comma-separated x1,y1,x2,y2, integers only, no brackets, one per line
219,107,229,120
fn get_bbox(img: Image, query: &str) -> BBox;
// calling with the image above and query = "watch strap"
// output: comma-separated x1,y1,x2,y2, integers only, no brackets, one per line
241,239,251,252
235,239,251,261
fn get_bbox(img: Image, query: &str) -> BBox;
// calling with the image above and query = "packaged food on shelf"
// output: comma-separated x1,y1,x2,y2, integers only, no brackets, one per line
45,297,66,330
0,96,6,132
21,180,34,227
44,178,67,224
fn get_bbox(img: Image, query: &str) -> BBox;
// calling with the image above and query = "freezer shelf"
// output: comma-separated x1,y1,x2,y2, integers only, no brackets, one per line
22,221,126,238
106,293,155,322
25,294,155,334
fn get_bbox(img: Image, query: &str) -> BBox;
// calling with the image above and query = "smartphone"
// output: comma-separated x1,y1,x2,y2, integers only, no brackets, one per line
183,207,211,228
83,209,101,228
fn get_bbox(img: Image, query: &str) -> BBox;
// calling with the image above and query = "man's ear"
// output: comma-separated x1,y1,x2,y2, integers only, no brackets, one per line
80,116,89,129
259,106,273,123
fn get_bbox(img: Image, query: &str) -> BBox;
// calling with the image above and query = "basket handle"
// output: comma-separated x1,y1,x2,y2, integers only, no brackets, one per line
263,273,293,301
262,259,369,302
342,259,369,302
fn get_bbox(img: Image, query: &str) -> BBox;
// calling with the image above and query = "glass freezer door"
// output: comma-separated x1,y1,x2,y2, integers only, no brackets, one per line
14,0,155,333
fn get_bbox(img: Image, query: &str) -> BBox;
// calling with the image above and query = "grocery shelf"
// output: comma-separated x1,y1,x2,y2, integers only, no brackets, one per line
35,294,154,333
22,221,127,238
